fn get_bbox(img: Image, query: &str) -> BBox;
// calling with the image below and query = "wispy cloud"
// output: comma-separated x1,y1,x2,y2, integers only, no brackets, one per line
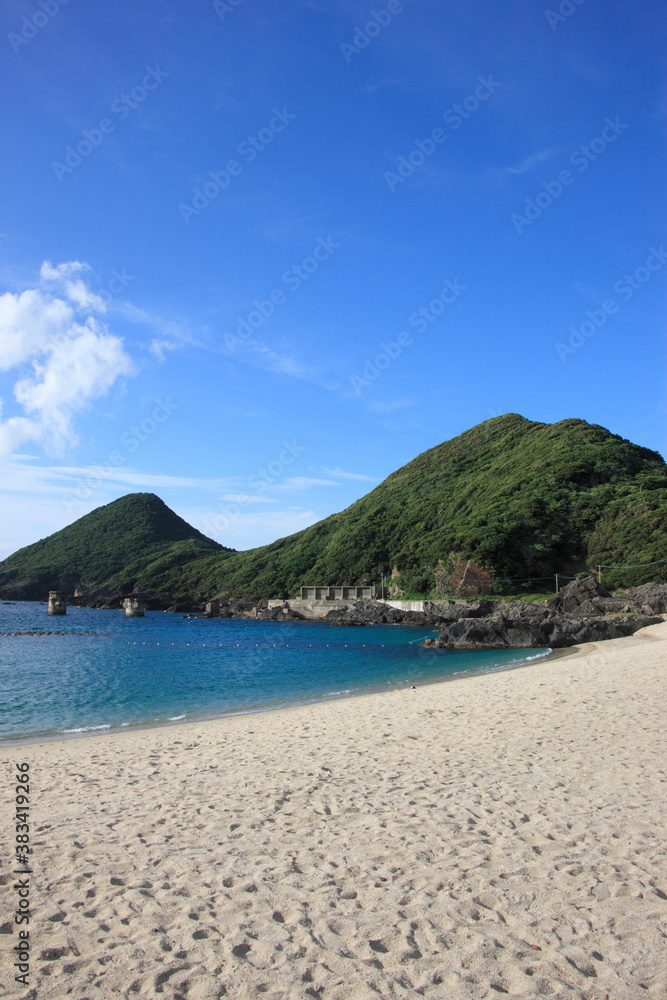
366,397,414,415
0,458,228,496
322,466,378,482
114,301,196,361
221,337,319,382
277,476,337,490
505,148,559,176
219,493,278,505
249,342,318,379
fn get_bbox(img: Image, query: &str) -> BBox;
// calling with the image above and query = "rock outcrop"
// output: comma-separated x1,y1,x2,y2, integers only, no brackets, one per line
620,582,667,615
421,607,661,650
420,577,663,650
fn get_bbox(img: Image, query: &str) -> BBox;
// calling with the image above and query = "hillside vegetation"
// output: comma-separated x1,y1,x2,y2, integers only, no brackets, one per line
1,415,665,602
0,493,227,600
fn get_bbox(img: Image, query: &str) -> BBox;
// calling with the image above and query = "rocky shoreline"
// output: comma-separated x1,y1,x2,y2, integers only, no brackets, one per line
421,578,666,650
63,578,667,650
196,578,665,649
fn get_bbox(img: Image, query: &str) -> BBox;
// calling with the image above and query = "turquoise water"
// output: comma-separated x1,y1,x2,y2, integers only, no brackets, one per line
0,602,550,742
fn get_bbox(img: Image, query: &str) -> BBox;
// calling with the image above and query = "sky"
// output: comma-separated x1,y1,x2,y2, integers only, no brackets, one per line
0,0,665,560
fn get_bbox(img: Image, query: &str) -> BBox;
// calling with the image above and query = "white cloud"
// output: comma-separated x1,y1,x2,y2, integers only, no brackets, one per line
0,263,136,457
0,287,73,370
40,260,108,312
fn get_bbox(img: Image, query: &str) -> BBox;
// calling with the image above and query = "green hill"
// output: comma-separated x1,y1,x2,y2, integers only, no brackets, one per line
1,415,666,602
0,493,228,600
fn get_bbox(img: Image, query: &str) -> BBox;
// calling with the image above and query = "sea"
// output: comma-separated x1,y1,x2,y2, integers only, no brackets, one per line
0,601,551,743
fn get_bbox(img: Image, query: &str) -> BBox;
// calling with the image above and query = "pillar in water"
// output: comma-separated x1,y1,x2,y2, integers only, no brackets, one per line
123,598,146,617
48,591,66,615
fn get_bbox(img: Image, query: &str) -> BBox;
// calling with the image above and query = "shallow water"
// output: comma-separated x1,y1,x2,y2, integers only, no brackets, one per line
0,602,550,741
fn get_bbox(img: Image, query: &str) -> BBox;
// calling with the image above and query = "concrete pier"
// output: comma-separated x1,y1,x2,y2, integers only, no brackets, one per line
48,591,66,615
123,598,146,617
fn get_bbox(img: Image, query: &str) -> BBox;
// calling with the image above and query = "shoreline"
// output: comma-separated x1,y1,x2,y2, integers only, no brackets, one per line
1,621,665,998
0,645,556,749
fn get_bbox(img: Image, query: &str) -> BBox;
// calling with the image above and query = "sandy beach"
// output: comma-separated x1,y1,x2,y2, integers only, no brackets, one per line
1,623,666,1000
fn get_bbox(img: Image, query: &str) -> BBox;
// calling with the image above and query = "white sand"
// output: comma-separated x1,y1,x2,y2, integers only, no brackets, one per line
1,622,666,1000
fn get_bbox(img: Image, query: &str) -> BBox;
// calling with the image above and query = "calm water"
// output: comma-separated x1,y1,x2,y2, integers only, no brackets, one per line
0,602,550,742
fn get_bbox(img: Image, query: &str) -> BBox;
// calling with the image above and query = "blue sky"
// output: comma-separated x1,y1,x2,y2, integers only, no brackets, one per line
0,0,665,559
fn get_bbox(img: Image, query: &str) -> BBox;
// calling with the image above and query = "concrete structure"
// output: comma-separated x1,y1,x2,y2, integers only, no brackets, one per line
48,590,66,615
269,599,354,619
123,598,146,618
268,597,463,620
382,600,431,613
300,585,387,601
205,601,221,616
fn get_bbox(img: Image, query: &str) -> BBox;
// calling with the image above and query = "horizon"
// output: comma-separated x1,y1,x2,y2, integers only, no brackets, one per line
1,1,665,559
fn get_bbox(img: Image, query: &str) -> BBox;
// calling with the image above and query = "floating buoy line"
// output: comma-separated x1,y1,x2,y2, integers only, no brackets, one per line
1,636,389,648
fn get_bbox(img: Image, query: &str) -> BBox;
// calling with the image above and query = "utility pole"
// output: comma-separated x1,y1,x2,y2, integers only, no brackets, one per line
555,573,559,595
598,565,602,585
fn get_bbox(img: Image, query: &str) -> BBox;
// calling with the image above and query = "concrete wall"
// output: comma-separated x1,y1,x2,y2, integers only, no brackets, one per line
382,600,468,613
382,600,428,612
268,598,463,618
269,599,356,619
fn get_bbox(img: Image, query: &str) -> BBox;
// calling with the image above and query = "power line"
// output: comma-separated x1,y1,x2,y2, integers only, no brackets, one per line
393,555,667,580
599,555,667,570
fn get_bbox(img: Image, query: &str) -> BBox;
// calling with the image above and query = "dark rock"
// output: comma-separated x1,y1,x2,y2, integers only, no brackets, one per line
546,578,667,619
324,598,476,628
206,598,265,619
256,602,305,621
167,601,205,613
459,600,498,619
67,590,179,611
423,608,662,650
620,582,667,615
327,600,406,626
545,576,611,614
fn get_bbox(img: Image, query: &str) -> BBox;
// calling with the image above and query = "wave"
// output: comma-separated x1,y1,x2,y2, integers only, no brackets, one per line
62,724,111,733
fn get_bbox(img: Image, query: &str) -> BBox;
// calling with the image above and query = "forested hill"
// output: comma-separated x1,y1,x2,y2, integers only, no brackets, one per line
1,415,665,602
190,414,666,598
0,492,228,600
